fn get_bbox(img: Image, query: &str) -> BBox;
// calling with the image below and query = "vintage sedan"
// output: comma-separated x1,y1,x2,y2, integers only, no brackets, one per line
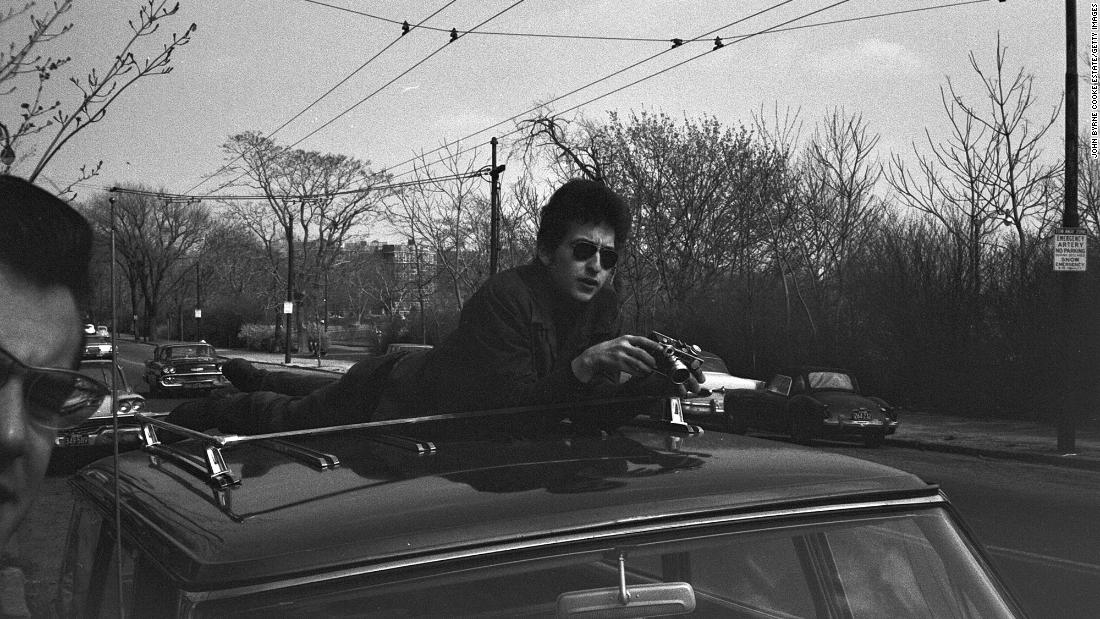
55,360,156,449
679,353,762,416
143,342,229,397
55,398,1020,617
723,365,899,447
80,334,113,360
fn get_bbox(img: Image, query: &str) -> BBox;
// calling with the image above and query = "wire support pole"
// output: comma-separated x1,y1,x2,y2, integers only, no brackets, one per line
1058,0,1080,453
489,137,501,276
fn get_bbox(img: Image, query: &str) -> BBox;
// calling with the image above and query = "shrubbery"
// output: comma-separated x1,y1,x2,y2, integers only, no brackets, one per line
238,323,280,352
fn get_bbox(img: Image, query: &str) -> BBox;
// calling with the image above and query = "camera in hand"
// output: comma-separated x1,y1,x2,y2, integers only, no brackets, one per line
650,331,704,384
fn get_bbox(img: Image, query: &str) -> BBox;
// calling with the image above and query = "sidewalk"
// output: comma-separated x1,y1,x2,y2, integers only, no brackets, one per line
138,338,1100,472
888,410,1100,472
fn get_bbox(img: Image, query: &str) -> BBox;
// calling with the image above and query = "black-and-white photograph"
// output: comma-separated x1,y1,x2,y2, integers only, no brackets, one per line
1,1,1097,617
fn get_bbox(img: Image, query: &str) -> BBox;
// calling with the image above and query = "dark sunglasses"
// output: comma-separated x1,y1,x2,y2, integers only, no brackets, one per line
570,240,619,269
0,344,110,430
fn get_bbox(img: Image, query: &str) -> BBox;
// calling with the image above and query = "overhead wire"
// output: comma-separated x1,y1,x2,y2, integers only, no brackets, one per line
162,0,993,203
281,0,528,154
379,0,993,182
112,167,491,202
302,0,991,44
184,0,463,196
191,0,527,198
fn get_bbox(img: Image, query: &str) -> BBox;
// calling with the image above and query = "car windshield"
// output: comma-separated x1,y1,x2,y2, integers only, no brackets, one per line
164,345,215,359
86,336,110,345
205,508,1015,618
808,371,855,391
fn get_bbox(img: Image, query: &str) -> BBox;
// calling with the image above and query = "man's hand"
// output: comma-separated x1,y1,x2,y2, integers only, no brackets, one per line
571,335,664,384
572,335,707,397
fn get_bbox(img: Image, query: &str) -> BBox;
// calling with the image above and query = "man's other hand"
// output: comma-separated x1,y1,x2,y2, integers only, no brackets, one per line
571,334,665,384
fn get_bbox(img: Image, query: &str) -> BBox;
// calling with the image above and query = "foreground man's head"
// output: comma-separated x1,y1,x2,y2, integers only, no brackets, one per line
0,176,94,547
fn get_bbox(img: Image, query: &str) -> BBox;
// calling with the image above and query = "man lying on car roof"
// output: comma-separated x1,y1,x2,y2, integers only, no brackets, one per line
167,179,704,435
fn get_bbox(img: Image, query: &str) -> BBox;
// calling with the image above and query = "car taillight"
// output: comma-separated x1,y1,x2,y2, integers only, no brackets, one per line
164,367,175,374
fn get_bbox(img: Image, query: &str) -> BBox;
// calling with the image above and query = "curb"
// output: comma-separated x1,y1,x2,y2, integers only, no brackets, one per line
886,438,1100,472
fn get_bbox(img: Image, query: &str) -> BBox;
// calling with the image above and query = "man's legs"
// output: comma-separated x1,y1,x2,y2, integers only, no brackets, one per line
167,353,408,434
222,358,337,395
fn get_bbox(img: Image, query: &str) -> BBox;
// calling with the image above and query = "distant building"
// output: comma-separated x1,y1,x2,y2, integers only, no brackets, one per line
344,239,437,316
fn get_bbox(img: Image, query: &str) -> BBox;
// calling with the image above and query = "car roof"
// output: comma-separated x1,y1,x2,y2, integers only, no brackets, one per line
72,400,933,591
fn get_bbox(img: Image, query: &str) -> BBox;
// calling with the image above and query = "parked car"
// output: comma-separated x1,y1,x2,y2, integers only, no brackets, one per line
679,353,762,416
80,334,113,360
95,325,110,337
143,342,229,397
55,360,158,449
55,397,1020,617
723,365,899,447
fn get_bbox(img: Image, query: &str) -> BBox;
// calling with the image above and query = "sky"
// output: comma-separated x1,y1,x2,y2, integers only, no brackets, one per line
4,0,1087,232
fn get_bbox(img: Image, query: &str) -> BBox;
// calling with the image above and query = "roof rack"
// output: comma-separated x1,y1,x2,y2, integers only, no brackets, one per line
136,396,701,489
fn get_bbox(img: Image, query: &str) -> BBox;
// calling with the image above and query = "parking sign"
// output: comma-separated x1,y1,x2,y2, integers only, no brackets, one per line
1053,227,1088,272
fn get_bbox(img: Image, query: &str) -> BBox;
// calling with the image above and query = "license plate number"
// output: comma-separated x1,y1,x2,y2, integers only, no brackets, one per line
57,434,90,447
851,410,871,421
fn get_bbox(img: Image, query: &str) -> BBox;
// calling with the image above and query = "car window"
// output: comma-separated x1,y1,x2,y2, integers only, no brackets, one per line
198,509,1014,618
766,375,792,397
86,335,110,345
808,371,855,391
78,364,115,385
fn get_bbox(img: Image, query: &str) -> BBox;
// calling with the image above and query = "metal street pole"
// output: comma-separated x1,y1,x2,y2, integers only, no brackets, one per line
285,211,295,364
489,137,500,275
1059,0,1080,453
487,137,506,276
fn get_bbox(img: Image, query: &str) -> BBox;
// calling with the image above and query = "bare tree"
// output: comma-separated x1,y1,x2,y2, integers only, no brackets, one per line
0,1,195,194
220,131,390,349
385,143,494,309
949,34,1062,286
80,186,209,338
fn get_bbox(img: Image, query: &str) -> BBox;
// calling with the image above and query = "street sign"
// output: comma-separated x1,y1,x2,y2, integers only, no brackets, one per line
1053,227,1088,272
283,301,293,314
194,308,202,319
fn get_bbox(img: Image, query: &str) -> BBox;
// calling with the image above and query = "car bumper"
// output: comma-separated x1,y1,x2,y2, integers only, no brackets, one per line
821,418,899,438
154,374,230,390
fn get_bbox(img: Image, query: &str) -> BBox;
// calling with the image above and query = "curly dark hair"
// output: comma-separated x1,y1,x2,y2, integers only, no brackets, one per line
0,175,93,305
536,179,631,257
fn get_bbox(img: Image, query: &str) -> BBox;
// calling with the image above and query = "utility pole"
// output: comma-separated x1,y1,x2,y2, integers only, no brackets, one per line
194,258,202,341
488,137,506,275
284,211,295,364
1058,0,1080,453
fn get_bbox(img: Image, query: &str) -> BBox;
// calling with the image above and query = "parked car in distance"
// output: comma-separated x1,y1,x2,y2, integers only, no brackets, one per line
143,342,229,397
81,334,113,360
56,398,1021,617
723,365,899,447
385,342,434,354
679,353,762,416
55,360,152,449
95,325,110,337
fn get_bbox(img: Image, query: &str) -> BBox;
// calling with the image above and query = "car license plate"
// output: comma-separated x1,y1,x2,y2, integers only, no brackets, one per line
851,410,872,421
57,434,89,447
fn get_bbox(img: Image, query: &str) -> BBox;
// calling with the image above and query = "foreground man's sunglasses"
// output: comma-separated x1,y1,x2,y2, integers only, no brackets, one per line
0,344,110,430
570,240,619,269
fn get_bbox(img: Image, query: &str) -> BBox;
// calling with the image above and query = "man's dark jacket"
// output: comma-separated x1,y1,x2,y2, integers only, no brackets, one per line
379,261,623,417
184,263,630,435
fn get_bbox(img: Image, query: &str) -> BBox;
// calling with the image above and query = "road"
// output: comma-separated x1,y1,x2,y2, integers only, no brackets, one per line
19,342,1100,617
